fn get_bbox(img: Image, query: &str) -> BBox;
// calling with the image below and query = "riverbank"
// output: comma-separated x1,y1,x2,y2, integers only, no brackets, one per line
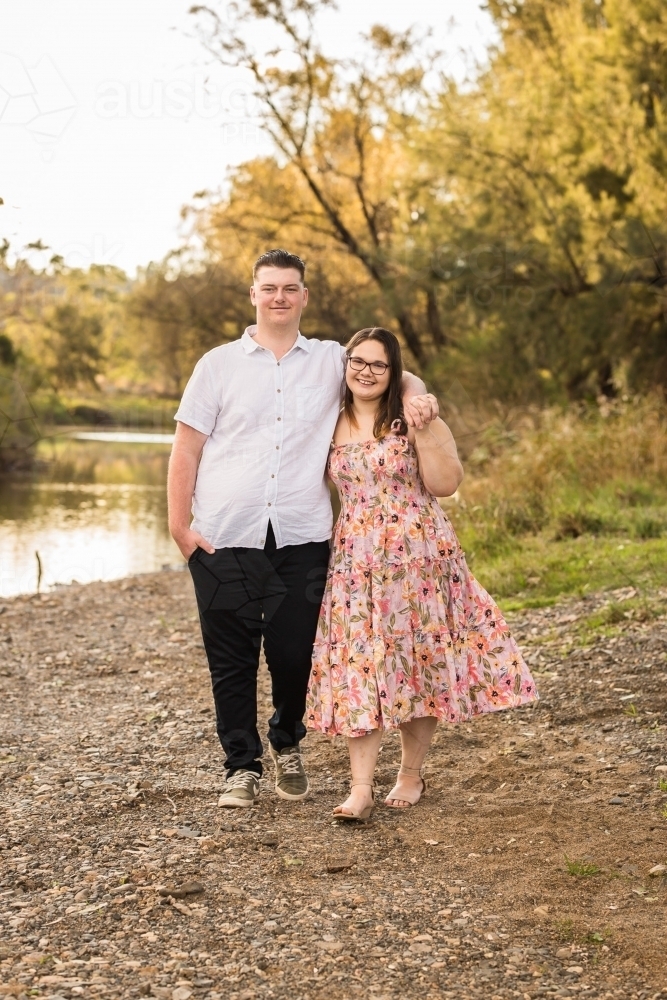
1,570,666,999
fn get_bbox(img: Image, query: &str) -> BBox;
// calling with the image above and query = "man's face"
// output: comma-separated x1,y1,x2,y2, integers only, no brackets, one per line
250,266,308,328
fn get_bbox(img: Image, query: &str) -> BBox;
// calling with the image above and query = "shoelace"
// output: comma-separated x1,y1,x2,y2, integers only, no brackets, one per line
278,752,302,775
227,770,257,788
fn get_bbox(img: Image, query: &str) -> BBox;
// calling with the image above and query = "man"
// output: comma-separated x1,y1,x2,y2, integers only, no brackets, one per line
168,248,437,808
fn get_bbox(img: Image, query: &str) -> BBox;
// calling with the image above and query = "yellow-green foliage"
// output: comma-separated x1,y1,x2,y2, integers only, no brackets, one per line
445,397,667,604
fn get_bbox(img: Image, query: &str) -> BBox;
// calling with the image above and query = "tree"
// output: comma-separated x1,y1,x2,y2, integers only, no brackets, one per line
190,1,446,362
43,303,104,389
188,0,667,400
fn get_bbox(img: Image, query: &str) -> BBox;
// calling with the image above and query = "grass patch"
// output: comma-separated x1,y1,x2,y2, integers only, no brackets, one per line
453,533,667,610
554,918,576,942
658,779,667,793
440,396,667,608
564,855,602,877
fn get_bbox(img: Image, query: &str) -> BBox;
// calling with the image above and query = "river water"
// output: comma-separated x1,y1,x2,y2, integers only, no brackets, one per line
0,431,182,598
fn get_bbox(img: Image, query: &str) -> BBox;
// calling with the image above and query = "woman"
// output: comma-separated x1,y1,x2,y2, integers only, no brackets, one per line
306,327,538,821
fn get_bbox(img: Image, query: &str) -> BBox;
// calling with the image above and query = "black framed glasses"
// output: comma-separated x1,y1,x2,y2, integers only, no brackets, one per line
347,355,391,376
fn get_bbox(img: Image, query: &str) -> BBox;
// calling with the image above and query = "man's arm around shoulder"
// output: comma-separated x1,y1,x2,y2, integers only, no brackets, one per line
401,371,440,430
168,422,215,559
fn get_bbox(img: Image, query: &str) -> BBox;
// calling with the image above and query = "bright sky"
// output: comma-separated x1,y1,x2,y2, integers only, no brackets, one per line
1,1,495,275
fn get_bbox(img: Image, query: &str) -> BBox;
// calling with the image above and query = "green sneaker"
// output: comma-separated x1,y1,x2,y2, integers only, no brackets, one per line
218,769,260,808
269,745,310,801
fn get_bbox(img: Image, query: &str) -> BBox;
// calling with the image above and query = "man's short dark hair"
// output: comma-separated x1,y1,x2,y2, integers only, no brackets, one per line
253,249,306,281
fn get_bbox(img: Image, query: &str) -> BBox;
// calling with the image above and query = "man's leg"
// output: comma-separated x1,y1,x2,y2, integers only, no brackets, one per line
189,546,277,777
263,534,330,753
197,605,263,775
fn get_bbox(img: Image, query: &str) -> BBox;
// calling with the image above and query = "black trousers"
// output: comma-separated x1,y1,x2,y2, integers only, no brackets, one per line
188,524,329,776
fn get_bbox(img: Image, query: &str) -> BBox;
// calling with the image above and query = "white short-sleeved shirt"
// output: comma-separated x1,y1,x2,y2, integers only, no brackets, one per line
174,326,346,549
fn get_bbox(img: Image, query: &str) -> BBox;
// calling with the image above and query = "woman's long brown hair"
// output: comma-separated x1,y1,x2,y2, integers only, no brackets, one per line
343,327,406,439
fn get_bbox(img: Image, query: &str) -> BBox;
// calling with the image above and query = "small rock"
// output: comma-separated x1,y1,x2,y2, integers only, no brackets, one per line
108,883,135,896
171,899,192,916
565,965,583,974
533,904,550,917
655,765,667,773
174,826,200,839
317,940,343,953
158,881,204,898
74,889,89,902
556,947,572,959
648,864,666,877
609,796,625,805
172,988,193,1000
259,836,279,847
325,858,355,873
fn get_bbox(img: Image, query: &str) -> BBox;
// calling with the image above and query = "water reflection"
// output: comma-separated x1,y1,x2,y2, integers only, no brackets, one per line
0,434,182,598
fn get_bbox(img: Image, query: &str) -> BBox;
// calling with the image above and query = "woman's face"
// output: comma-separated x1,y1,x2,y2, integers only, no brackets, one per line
345,339,391,402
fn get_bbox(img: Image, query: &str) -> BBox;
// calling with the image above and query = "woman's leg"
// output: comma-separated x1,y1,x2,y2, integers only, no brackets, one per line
334,729,383,816
385,716,437,807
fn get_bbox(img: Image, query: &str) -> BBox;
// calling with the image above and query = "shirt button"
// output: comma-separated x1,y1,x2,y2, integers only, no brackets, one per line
268,503,272,507
271,474,275,478
276,446,279,450
277,389,281,392
277,417,281,421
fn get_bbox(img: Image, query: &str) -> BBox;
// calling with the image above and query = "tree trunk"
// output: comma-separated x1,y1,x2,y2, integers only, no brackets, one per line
597,360,616,398
426,287,446,348
397,310,423,362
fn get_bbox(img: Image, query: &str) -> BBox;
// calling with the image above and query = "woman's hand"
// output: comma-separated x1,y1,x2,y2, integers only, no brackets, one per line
404,392,439,429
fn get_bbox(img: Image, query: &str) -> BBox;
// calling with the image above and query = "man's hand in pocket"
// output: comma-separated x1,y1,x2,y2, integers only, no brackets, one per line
172,528,215,561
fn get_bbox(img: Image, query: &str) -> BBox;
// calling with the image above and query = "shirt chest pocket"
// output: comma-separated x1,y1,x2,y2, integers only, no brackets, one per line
295,383,326,422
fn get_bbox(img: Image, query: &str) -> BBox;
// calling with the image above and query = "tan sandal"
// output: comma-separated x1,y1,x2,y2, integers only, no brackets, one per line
333,781,375,823
385,766,426,808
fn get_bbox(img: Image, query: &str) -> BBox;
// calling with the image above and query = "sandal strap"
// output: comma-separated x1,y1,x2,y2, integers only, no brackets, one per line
399,766,423,777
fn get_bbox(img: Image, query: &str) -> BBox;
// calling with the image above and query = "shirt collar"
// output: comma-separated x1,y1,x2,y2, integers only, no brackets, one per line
242,325,311,354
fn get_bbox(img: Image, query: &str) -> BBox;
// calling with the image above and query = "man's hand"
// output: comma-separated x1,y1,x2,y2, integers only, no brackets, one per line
404,392,439,430
172,527,215,561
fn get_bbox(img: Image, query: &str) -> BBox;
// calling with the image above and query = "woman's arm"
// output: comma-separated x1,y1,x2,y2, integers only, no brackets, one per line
411,417,464,497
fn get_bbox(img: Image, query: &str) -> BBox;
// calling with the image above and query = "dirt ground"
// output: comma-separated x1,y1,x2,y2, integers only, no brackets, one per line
1,569,666,1000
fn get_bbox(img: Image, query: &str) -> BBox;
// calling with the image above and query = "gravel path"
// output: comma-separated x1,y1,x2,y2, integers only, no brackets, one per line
1,571,666,1000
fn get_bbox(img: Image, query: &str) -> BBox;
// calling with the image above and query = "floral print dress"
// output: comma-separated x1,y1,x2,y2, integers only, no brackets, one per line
306,432,538,737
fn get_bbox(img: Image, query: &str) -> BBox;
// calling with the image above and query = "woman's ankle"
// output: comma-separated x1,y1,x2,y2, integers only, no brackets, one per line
398,766,423,778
